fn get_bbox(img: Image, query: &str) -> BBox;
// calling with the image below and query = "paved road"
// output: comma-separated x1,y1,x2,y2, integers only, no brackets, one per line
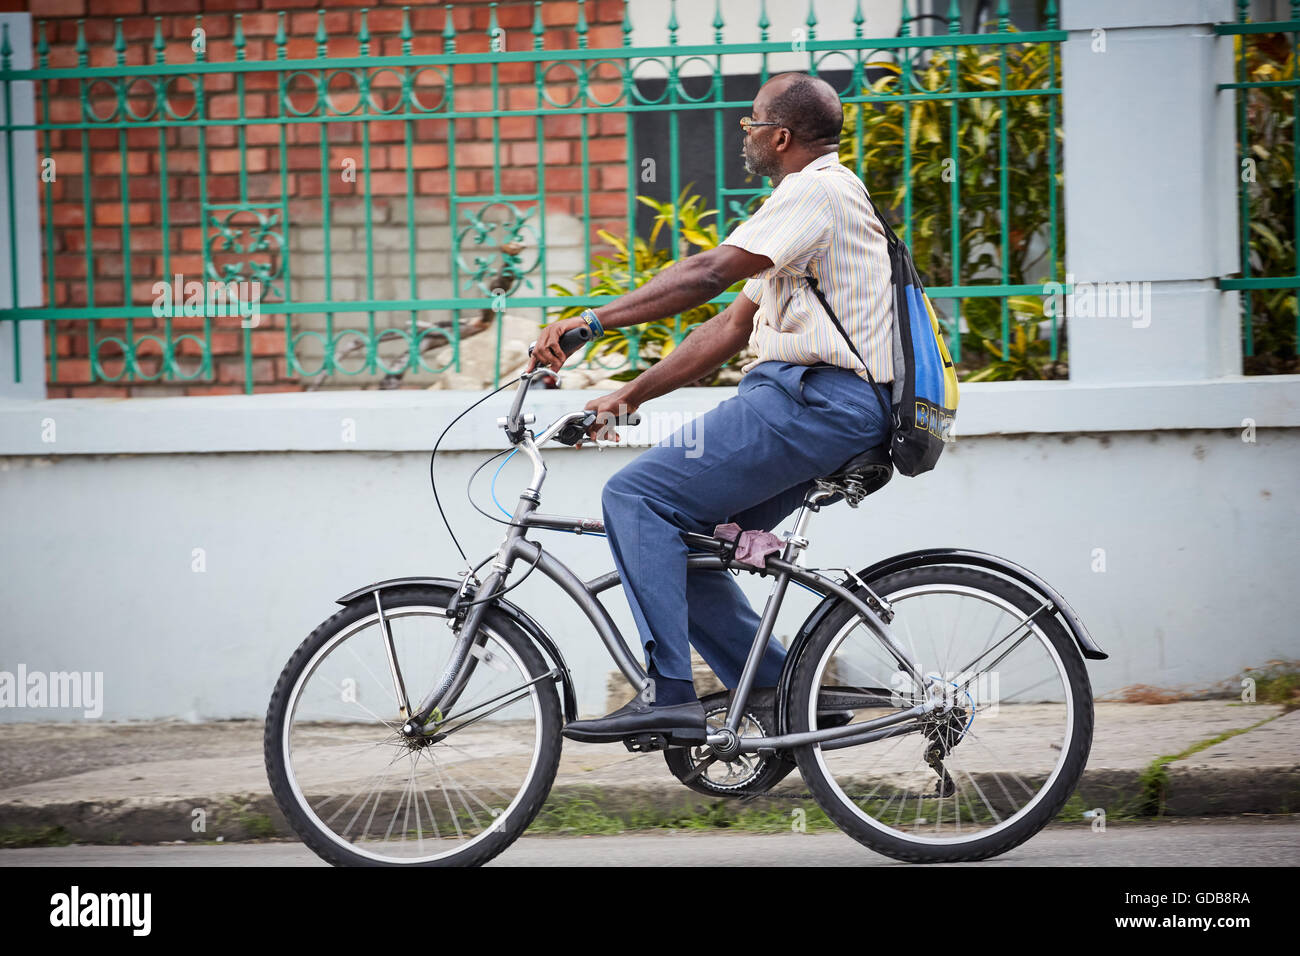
1,819,1295,867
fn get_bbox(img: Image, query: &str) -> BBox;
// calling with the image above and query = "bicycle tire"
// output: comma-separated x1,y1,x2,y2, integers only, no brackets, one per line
789,565,1094,863
264,584,563,867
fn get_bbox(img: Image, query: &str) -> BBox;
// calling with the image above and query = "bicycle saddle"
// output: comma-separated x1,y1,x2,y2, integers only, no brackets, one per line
818,444,894,503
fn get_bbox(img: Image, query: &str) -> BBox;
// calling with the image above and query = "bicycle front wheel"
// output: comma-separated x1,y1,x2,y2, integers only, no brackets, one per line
264,584,562,867
789,565,1094,863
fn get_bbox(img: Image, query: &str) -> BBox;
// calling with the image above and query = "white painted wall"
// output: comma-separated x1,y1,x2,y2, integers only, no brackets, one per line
2,378,1298,721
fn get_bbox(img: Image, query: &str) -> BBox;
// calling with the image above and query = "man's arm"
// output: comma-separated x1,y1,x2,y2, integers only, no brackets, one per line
528,244,772,372
579,291,758,441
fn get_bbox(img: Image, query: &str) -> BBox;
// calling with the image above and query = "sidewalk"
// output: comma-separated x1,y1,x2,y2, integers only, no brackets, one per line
0,701,1294,844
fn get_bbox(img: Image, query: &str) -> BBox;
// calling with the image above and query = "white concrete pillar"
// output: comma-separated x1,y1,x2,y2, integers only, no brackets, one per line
1060,0,1241,382
0,12,44,399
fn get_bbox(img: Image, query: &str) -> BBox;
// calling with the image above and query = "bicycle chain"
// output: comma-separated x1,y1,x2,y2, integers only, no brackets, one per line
734,790,952,804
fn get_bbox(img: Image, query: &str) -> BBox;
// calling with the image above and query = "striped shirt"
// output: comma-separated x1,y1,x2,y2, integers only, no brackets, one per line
722,150,894,384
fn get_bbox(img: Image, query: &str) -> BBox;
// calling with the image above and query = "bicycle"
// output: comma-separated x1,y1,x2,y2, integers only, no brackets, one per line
264,325,1108,866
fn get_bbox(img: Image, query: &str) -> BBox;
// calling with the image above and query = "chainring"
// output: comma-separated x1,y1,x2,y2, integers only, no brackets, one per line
662,691,797,798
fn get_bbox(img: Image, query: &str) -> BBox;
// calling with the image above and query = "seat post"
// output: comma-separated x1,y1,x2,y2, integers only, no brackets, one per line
780,499,818,564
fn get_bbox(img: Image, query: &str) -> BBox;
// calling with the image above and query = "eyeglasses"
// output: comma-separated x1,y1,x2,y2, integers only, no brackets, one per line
739,116,780,133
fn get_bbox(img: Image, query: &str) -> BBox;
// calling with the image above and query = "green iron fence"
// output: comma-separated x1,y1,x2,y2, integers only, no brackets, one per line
0,0,1069,394
1217,2,1300,374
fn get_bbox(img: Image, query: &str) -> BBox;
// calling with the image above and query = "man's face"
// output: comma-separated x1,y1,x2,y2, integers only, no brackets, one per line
741,94,782,179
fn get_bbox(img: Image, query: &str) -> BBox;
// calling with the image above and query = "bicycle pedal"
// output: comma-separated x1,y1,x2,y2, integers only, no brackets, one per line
622,732,669,753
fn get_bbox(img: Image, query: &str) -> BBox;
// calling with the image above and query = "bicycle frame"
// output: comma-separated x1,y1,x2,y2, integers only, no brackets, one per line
387,369,946,755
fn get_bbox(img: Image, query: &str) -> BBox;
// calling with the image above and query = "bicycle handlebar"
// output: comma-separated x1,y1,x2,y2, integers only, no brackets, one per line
505,325,639,446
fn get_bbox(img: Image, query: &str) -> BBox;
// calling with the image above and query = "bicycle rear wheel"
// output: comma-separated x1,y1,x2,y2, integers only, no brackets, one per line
264,584,562,866
789,565,1093,863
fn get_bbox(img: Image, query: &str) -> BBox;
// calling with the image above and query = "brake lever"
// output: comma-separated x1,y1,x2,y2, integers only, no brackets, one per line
554,411,597,446
572,413,642,449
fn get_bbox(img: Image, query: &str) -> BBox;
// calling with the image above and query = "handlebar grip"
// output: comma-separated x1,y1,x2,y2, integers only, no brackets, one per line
557,324,593,357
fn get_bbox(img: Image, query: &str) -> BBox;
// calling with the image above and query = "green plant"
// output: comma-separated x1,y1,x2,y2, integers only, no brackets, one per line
546,187,749,381
840,29,1066,380
0,825,75,848
1238,35,1298,374
1133,712,1284,816
1241,659,1300,712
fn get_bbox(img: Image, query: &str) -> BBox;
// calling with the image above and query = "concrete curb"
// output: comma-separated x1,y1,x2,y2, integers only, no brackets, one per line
2,766,1296,846
2,704,1293,845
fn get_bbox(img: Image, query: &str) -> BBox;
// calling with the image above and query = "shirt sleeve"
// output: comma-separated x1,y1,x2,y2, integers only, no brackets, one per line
721,174,832,279
741,277,763,306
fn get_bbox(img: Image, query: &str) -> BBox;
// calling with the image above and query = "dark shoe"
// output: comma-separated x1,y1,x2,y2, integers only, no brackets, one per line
562,694,707,745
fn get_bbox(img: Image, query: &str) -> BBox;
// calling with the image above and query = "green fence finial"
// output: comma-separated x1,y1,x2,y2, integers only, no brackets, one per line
577,0,588,49
75,18,86,66
487,2,498,45
532,0,545,49
38,20,50,68
996,0,1010,32
315,9,328,58
713,0,724,45
899,0,911,38
153,16,165,63
359,8,370,57
113,17,125,66
622,0,633,46
853,0,864,39
1236,0,1249,23
275,11,287,59
401,6,413,55
948,0,961,33
443,5,456,54
806,0,818,41
1044,0,1057,29
1,23,10,68
758,0,770,41
668,0,679,46
233,13,246,61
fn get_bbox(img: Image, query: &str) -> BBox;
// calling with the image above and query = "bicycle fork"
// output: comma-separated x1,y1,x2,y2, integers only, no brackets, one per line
400,480,561,738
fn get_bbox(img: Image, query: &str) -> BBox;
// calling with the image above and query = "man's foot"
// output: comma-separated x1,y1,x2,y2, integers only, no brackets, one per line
561,694,707,745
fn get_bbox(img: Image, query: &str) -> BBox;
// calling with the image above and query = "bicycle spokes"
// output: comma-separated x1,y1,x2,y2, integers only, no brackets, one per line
280,604,547,862
807,580,1077,841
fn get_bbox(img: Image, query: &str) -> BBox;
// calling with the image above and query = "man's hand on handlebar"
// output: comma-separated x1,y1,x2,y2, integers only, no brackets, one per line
578,389,641,446
526,316,588,372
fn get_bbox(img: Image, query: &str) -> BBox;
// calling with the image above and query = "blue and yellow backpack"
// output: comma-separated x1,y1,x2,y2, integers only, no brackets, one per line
805,187,959,477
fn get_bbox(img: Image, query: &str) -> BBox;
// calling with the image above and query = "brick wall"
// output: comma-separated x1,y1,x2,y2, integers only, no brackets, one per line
24,0,631,395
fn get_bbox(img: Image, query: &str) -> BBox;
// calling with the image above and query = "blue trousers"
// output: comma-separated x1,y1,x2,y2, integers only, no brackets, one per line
601,360,892,690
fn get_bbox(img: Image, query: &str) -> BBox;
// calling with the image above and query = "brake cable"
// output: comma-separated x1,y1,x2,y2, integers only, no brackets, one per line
429,380,516,566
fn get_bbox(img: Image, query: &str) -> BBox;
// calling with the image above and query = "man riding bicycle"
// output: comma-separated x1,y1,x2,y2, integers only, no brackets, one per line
527,72,895,744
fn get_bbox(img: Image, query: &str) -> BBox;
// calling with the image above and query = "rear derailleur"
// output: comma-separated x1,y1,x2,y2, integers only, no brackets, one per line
923,707,968,798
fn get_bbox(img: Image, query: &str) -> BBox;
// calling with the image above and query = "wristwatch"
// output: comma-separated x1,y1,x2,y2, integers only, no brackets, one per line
579,308,605,338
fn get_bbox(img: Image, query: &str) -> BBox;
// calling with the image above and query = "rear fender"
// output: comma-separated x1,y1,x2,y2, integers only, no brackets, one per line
775,549,1107,735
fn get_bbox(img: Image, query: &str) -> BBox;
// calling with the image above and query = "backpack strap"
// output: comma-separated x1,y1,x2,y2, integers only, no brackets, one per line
804,273,892,428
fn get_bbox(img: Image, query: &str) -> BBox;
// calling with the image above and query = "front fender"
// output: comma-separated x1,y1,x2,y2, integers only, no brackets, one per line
775,549,1107,735
335,576,579,723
